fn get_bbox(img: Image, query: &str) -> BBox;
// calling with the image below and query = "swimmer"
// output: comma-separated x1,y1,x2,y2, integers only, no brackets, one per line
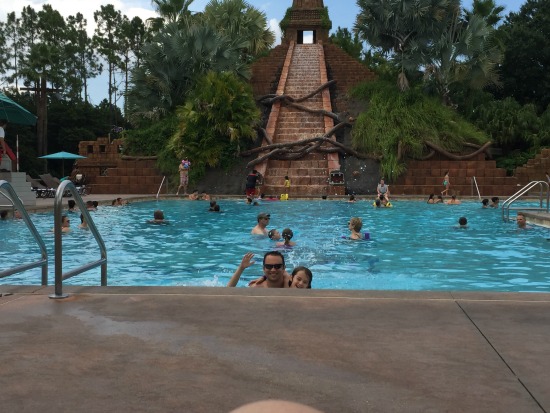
490,197,500,208
276,228,296,247
148,209,167,224
481,199,489,208
268,228,281,241
67,199,77,212
348,217,363,240
227,252,291,288
251,213,270,235
427,194,435,204
457,217,468,229
446,195,461,205
516,213,531,229
435,195,444,204
189,190,199,200
348,194,356,203
375,194,392,207
289,266,312,289
52,215,71,233
78,213,89,230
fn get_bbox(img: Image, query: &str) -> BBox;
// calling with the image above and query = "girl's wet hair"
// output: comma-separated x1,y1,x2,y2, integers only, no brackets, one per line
282,228,293,240
268,229,278,239
291,266,313,288
349,217,362,231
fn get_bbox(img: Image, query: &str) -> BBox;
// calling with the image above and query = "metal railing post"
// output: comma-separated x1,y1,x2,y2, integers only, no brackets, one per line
502,181,550,222
156,176,166,199
49,180,107,299
0,180,48,284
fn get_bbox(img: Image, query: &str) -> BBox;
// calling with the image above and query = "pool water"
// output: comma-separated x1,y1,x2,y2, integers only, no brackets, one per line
1,199,549,291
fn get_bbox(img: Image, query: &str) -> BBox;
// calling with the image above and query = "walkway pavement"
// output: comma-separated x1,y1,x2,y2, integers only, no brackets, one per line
1,286,549,413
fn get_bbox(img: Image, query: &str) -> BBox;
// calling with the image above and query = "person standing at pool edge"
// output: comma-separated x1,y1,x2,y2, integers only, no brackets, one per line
284,175,290,199
177,159,191,196
245,169,258,198
377,178,389,200
441,171,450,196
0,119,7,165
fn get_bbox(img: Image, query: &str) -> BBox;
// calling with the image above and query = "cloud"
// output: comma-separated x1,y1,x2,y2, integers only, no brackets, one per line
269,18,282,45
0,1,157,37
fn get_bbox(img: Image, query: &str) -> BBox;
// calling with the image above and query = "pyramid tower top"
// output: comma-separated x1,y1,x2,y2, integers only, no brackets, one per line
281,0,332,44
292,0,325,8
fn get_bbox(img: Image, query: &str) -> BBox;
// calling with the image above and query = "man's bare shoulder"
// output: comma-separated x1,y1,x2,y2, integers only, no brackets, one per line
251,226,267,235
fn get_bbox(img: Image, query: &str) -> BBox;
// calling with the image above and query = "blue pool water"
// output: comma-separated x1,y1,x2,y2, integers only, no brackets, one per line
1,199,549,291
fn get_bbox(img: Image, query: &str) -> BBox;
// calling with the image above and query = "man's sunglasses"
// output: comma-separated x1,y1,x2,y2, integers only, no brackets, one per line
264,263,283,270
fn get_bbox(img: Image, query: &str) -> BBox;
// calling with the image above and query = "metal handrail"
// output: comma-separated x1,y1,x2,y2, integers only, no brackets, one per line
0,180,48,284
502,181,550,222
471,176,481,200
51,180,107,299
156,176,166,199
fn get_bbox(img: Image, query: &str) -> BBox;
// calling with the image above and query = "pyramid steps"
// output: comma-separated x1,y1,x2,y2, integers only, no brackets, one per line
256,43,344,197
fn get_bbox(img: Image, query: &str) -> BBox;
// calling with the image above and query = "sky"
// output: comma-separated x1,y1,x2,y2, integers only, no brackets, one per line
0,0,528,105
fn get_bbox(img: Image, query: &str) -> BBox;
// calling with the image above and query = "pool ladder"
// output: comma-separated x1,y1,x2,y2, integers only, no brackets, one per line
1,180,48,284
502,180,550,222
0,180,107,298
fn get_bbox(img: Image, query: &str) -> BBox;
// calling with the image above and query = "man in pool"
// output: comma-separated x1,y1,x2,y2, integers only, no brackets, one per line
227,251,291,288
516,213,531,229
251,212,270,235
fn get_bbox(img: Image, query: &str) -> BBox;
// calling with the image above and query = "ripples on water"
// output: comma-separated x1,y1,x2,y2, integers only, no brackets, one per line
1,199,549,291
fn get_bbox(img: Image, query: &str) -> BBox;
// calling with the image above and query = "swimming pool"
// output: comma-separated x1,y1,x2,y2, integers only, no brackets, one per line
1,199,549,291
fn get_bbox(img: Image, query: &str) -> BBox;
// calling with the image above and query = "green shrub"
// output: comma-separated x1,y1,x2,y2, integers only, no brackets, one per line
169,71,260,177
351,81,488,181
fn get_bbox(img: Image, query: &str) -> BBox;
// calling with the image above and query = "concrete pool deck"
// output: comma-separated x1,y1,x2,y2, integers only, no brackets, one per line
1,286,549,413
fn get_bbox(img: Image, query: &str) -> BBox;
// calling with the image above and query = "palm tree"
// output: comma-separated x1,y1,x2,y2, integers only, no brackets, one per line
354,0,454,91
126,21,248,122
355,0,502,101
148,0,195,31
464,0,505,27
424,11,503,105
202,0,275,59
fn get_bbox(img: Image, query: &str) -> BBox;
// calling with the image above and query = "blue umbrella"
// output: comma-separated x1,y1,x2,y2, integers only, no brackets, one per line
39,151,86,176
0,92,37,126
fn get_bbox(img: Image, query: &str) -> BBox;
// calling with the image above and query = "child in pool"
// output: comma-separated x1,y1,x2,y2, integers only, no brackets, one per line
276,228,296,247
289,266,312,289
348,217,363,240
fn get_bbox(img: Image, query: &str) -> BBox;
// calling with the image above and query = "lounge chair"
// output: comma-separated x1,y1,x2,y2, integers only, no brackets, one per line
39,173,71,197
26,174,54,198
